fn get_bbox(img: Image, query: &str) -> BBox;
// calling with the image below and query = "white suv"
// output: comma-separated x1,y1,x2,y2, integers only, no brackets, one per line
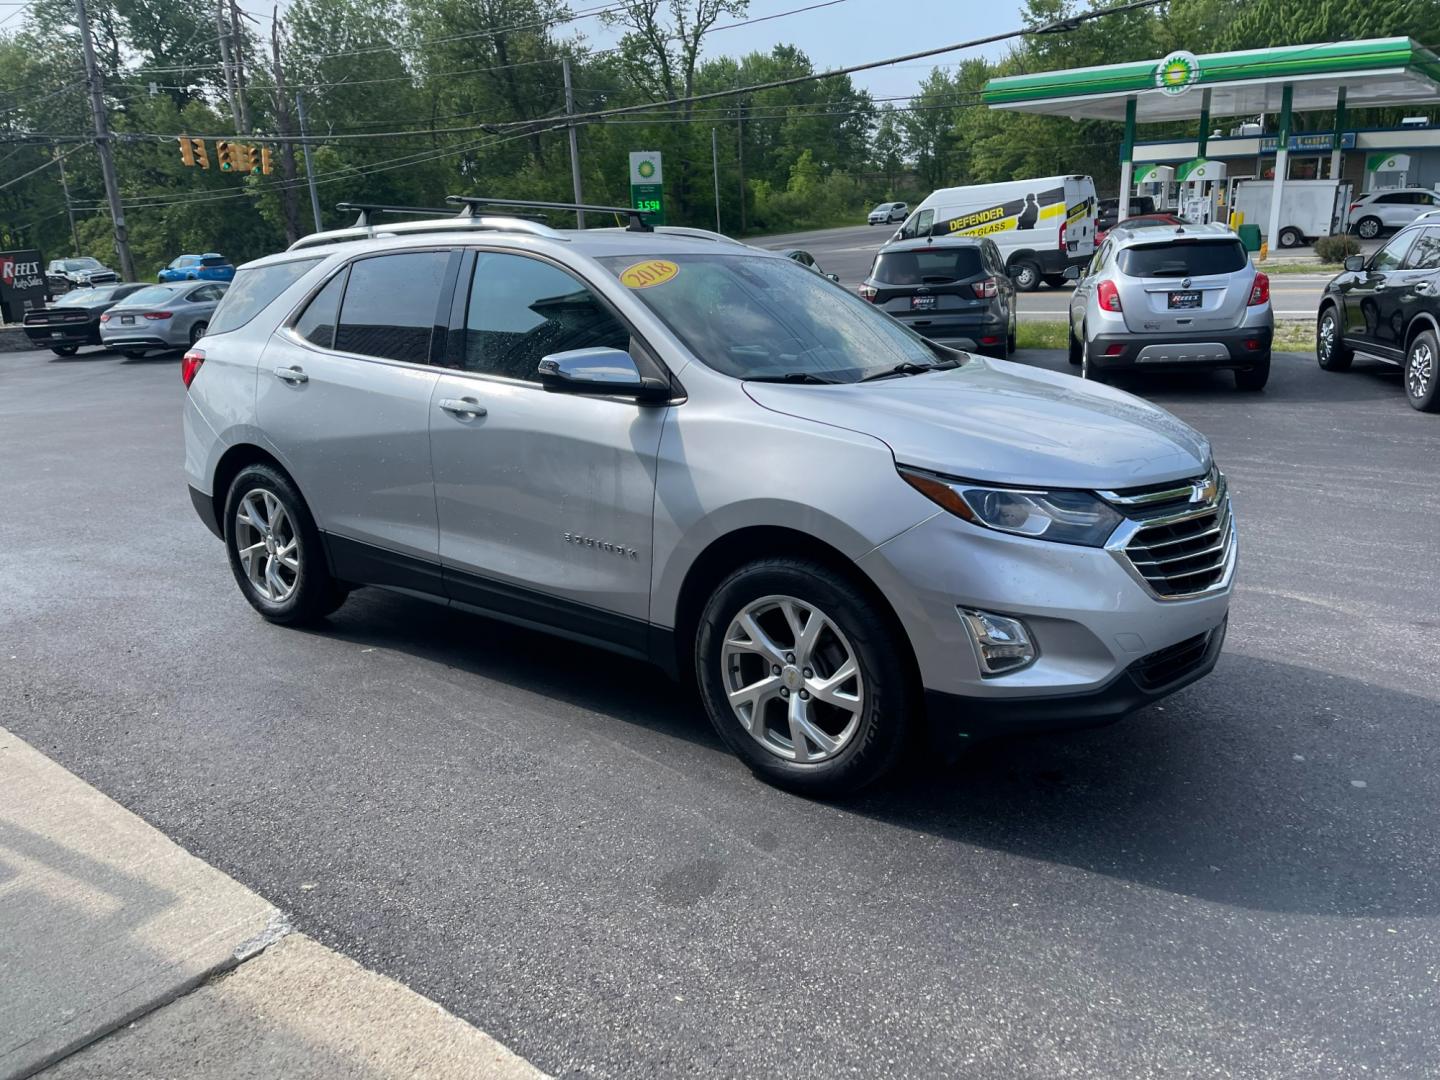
183,199,1234,795
1349,189,1440,240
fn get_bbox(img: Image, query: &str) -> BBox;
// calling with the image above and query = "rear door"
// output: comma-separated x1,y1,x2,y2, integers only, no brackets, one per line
256,249,458,572
1373,225,1440,355
1115,237,1252,334
1341,230,1416,355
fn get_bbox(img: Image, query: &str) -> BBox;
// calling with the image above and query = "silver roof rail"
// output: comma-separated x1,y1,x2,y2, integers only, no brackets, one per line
653,226,748,246
286,214,569,252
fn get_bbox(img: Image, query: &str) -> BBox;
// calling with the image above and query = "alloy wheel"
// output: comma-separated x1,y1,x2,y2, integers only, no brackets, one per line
1357,218,1380,240
720,594,864,764
234,488,300,603
1319,311,1335,361
1409,339,1435,401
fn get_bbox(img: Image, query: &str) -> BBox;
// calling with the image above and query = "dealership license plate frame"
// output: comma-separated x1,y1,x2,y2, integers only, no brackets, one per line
911,294,937,311
1167,290,1202,310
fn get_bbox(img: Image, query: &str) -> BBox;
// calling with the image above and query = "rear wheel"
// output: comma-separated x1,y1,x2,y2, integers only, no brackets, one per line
1405,328,1440,412
1354,216,1382,240
1234,353,1271,391
1278,226,1303,249
695,558,915,796
1080,342,1109,384
1009,259,1041,292
188,321,208,346
224,463,347,625
1043,274,1067,288
120,349,147,359
1316,305,1353,371
1067,320,1084,367
50,345,78,357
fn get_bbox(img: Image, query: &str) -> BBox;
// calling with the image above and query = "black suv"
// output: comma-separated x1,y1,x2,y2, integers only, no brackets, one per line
859,236,1017,359
1316,220,1440,412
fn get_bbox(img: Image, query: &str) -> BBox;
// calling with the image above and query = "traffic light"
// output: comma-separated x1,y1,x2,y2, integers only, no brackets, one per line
191,138,209,170
216,140,233,172
260,146,273,175
179,135,194,167
242,144,259,175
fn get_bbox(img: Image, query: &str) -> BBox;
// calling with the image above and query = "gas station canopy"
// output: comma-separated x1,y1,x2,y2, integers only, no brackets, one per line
983,38,1440,122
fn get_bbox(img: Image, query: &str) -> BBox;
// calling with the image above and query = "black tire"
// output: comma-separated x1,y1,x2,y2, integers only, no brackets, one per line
1234,353,1271,391
50,345,78,357
223,463,347,625
1080,343,1109,384
1278,227,1302,249
120,349,147,358
1007,316,1017,354
1067,320,1084,366
1404,328,1440,412
189,321,208,346
1043,274,1067,288
1009,259,1042,292
1316,304,1353,371
694,557,915,796
1354,216,1382,241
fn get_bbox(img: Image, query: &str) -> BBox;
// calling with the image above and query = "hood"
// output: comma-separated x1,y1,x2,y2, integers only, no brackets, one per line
743,357,1211,490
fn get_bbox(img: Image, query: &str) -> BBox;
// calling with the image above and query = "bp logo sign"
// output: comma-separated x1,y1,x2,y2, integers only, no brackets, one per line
637,159,656,180
1154,50,1200,96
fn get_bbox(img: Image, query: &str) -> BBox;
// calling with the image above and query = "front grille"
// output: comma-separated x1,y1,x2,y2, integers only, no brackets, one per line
1131,631,1212,690
1111,471,1234,599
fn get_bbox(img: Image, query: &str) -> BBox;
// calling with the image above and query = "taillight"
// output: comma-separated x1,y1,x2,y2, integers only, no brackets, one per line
1248,271,1269,306
99,312,110,323
972,278,998,299
1059,219,1068,249
858,283,878,302
181,348,205,388
1097,279,1123,312
143,311,173,320
1348,202,1361,213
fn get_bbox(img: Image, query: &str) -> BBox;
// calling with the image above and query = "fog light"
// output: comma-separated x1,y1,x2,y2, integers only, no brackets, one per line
958,608,1037,677
1244,338,1260,350
979,335,1001,345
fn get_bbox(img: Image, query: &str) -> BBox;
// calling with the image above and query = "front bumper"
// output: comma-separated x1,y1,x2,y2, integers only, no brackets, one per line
1087,325,1273,373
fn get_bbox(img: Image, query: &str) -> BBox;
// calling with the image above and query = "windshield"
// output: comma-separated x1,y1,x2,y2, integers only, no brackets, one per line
600,253,943,383
121,285,182,307
65,258,103,270
1118,239,1247,278
871,203,893,213
872,246,983,284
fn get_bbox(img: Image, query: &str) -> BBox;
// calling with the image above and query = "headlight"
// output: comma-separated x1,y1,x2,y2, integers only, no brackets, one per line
899,467,1122,547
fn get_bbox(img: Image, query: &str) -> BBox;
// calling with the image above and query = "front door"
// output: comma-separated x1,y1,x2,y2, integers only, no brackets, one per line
256,249,456,574
429,250,668,647
1341,230,1416,356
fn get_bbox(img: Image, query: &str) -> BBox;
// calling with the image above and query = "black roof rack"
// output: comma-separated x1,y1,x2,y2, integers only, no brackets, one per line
446,195,654,232
335,203,455,227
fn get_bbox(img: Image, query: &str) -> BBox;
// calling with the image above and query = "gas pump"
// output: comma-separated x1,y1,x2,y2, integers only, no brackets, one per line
1175,158,1227,224
1132,164,1175,212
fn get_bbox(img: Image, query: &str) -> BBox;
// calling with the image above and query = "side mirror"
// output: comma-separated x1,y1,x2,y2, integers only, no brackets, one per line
1343,254,1365,272
1063,265,1081,281
537,347,670,402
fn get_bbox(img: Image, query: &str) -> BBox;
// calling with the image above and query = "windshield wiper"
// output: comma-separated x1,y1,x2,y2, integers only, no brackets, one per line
745,372,838,384
860,361,948,382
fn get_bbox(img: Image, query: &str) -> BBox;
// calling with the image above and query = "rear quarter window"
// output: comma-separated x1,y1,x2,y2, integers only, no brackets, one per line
208,257,323,335
1118,240,1247,278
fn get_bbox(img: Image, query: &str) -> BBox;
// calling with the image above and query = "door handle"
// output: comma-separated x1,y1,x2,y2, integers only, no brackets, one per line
273,365,308,383
1414,281,1434,295
438,396,486,418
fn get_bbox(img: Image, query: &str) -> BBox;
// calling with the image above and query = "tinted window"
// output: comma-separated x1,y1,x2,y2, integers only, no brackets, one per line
1377,194,1407,204
210,257,322,335
1370,232,1417,273
600,253,940,383
334,252,450,364
872,246,984,284
294,271,345,349
1402,228,1440,270
200,255,227,267
1117,240,1247,278
462,253,628,381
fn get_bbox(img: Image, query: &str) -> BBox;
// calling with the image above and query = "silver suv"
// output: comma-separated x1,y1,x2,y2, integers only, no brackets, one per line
1066,223,1273,391
183,199,1235,795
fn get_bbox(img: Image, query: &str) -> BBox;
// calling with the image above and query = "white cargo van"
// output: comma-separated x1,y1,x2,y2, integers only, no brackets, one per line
895,175,1098,290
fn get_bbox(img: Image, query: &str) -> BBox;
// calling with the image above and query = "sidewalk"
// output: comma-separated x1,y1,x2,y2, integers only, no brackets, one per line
0,727,547,1080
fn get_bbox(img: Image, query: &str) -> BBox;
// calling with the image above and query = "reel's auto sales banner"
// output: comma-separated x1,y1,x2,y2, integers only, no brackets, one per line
1,249,46,322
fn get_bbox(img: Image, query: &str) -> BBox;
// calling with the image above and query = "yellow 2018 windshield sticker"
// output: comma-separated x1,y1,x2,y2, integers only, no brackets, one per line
619,259,679,289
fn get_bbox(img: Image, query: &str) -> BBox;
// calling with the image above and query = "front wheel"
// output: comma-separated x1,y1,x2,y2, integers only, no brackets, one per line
1405,328,1440,412
1234,353,1271,391
1009,260,1041,292
695,558,915,796
224,463,347,625
1316,306,1353,371
1354,216,1382,240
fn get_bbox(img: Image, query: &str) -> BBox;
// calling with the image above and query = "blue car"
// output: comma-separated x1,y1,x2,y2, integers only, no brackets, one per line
157,253,235,283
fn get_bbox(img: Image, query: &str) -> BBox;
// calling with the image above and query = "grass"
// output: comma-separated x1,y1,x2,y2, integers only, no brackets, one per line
1255,261,1342,275
1015,319,1314,355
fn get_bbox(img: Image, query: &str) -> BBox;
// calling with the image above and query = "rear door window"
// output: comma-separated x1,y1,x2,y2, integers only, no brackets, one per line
872,247,983,285
334,251,451,364
209,257,322,334
1117,240,1247,278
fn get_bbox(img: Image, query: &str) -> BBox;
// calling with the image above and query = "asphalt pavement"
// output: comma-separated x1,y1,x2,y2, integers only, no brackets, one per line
3,344,1438,1079
759,223,1336,319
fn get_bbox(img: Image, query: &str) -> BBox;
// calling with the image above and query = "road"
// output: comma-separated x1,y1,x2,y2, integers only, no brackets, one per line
3,345,1438,1079
759,223,1336,319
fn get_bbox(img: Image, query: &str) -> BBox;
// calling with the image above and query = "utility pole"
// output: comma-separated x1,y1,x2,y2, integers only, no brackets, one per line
712,127,721,233
74,0,135,281
736,102,746,233
294,92,323,234
215,0,241,134
228,0,252,134
270,10,300,245
562,57,584,228
54,145,80,255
